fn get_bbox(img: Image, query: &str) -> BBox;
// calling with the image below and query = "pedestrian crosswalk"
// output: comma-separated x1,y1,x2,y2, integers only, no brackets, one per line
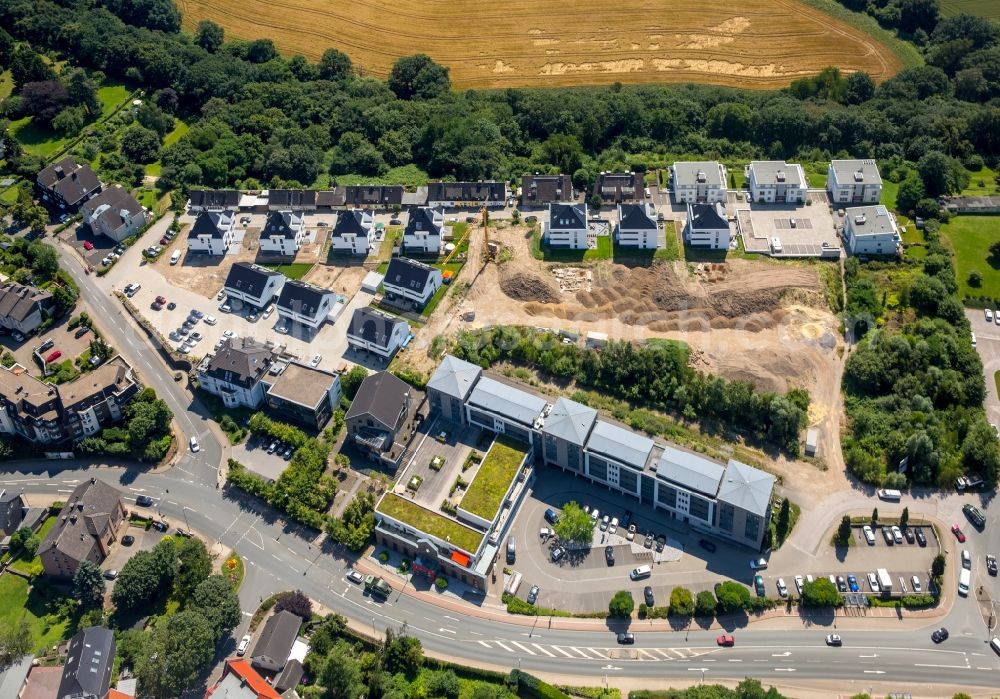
472,639,707,661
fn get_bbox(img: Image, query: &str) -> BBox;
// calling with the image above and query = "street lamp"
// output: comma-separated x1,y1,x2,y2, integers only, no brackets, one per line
372,616,377,637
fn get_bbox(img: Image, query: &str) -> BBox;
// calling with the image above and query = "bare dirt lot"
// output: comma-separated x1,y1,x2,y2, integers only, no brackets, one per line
177,0,900,90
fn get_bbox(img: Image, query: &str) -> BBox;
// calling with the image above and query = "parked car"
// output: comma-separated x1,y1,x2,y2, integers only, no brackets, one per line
904,527,915,543
103,569,118,580
847,574,859,592
794,575,804,594
643,533,654,549
911,575,922,592
121,535,135,546
45,350,61,363
189,436,200,452
550,545,566,562
862,525,875,545
655,534,666,552
217,290,226,300
11,331,24,342
204,315,218,325
190,331,203,342
346,570,364,584
754,575,765,596
882,527,894,545
190,309,204,319
750,557,768,570
600,514,610,531
267,441,278,454
222,329,234,340
39,338,54,352
604,546,615,566
247,309,258,322
825,634,842,646
698,538,717,553
962,549,972,568
219,302,232,312
915,527,927,546
643,586,655,606
166,302,176,310
716,635,735,647
74,326,90,338
135,495,153,506
952,524,966,542
527,585,539,604
282,447,293,460
616,632,635,645
891,525,903,544
776,578,788,597
626,524,636,541
931,627,949,643
82,240,94,250
152,520,168,532
988,554,998,576
310,354,322,367
867,572,880,592
608,517,619,535
237,634,252,656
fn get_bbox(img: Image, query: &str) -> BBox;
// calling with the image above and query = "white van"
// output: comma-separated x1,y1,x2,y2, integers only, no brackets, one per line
862,525,876,545
630,565,652,580
877,489,901,502
991,636,1000,656
958,568,971,596
170,250,181,265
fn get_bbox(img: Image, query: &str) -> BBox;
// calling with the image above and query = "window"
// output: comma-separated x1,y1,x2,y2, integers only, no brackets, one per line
659,484,677,509
566,444,580,471
544,436,558,463
718,503,734,532
588,455,608,482
619,467,638,494
689,494,711,521
744,514,760,541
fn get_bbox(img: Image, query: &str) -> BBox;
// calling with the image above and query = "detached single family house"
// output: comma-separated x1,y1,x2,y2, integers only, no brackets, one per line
251,610,301,674
223,262,285,309
0,282,54,336
259,211,305,256
346,371,415,464
671,161,727,204
58,626,115,699
545,203,589,249
827,159,883,205
187,210,236,256
616,203,658,249
747,161,807,204
265,362,342,430
403,207,444,255
276,279,336,331
80,185,147,243
685,203,731,250
36,156,102,210
197,337,276,409
594,172,642,203
39,478,124,579
346,307,410,361
382,257,442,310
330,209,374,255
842,205,900,256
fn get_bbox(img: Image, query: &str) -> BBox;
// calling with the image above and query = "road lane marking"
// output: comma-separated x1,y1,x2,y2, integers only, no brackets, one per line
863,670,886,674
532,644,555,657
438,628,456,635
510,642,536,655
494,641,514,653
569,647,591,659
728,659,743,662
477,641,491,648
587,648,607,658
551,646,574,658
913,663,969,668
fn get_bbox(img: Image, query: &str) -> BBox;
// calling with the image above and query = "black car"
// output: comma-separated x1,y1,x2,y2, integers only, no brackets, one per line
74,326,90,338
135,495,153,506
698,538,717,553
903,527,915,543
605,546,615,566
643,586,655,606
617,632,635,645
915,527,927,546
121,535,135,546
151,520,168,532
167,302,176,310
836,575,847,592
527,585,539,605
655,534,666,553
550,545,566,562
621,510,632,528
931,627,949,643
987,554,997,576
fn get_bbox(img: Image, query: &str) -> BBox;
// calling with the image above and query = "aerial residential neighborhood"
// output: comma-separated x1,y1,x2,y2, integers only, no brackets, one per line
1,0,1000,697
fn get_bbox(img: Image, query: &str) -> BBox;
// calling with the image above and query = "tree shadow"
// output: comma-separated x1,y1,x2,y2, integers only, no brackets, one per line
834,543,849,562
797,605,836,628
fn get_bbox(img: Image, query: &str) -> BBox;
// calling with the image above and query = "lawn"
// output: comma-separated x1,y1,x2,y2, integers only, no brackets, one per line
939,0,1000,19
882,178,900,212
459,436,529,521
0,70,13,101
612,221,680,263
262,263,314,280
531,229,613,261
421,262,464,318
10,117,72,159
939,216,1000,302
0,574,73,653
97,83,132,119
163,119,190,147
8,515,57,576
960,166,999,197
377,493,484,553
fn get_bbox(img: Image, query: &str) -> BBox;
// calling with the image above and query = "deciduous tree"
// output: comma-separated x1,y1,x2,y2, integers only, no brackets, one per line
552,501,591,545
608,590,634,618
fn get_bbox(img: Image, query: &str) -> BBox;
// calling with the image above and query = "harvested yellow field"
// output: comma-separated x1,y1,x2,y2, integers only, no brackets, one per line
178,0,900,89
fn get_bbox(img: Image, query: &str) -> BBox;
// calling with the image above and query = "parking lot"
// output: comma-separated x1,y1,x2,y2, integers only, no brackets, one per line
736,192,840,257
101,520,168,584
0,313,96,372
232,434,296,482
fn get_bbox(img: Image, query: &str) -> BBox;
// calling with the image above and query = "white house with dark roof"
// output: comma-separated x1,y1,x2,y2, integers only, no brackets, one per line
197,337,276,408
330,209,374,255
276,279,336,331
382,257,442,310
842,205,901,256
616,202,658,249
671,161,727,204
80,185,147,243
345,371,414,464
685,202,731,249
545,202,589,249
0,282,53,336
259,211,305,256
346,307,410,360
187,210,236,256
827,159,882,205
223,262,285,309
748,161,807,204
403,207,444,255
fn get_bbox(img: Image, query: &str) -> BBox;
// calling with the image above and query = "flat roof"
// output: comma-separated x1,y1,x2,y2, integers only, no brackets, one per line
846,205,896,237
673,161,724,187
750,161,804,187
377,493,484,554
587,419,654,470
267,362,337,409
459,436,529,521
467,376,546,426
831,159,882,185
655,445,726,497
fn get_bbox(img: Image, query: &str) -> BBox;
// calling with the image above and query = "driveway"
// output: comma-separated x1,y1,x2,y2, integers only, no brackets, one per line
969,307,1000,425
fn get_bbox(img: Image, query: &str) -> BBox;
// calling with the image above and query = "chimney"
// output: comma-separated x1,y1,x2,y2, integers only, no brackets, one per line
54,165,64,179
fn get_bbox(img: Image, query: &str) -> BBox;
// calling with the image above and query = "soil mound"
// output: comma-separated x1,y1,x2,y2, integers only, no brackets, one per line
500,273,560,304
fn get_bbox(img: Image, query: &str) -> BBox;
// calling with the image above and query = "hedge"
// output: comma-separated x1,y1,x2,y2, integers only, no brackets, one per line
508,670,572,699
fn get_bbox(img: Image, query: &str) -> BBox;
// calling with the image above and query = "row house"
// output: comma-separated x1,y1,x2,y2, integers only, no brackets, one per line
521,174,573,208
427,181,507,208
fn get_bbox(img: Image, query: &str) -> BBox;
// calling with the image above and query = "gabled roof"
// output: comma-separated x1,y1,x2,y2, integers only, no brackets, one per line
655,446,725,497
342,185,403,206
38,157,101,206
427,181,506,202
251,610,301,670
203,338,275,389
83,185,143,230
190,210,234,239
542,397,597,446
383,257,437,293
0,282,53,322
467,376,546,427
345,371,410,430
618,203,657,230
688,203,728,231
404,207,442,236
716,459,776,517
586,419,654,470
58,626,115,699
268,189,316,208
189,189,240,209
263,211,304,239
549,203,587,230
38,478,122,569
276,280,333,319
225,262,284,297
347,307,408,350
208,660,281,699
427,354,482,402
521,174,573,203
333,209,373,238
316,189,344,207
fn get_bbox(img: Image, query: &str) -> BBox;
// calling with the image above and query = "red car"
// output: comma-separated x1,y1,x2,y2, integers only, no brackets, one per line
160,236,170,246
82,241,94,251
45,350,61,363
716,635,735,647
951,524,966,542
155,295,167,305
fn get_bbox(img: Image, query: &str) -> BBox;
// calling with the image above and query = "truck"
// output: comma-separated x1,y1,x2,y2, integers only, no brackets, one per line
955,475,984,492
876,568,893,593
364,574,391,598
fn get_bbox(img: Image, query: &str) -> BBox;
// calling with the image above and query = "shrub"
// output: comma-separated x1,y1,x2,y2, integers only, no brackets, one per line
608,590,634,618
378,550,390,563
274,589,313,619
435,576,448,590
695,590,717,617
668,586,694,617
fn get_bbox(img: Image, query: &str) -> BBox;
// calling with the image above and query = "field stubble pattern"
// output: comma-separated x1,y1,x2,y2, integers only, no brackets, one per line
179,0,900,89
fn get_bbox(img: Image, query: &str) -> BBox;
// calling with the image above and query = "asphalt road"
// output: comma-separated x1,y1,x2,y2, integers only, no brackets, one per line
1,240,993,690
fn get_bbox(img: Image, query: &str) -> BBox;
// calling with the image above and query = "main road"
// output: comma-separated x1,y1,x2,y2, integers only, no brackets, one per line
2,238,993,691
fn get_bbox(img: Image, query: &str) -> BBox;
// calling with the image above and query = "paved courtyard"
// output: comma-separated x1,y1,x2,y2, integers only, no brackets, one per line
736,192,840,256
